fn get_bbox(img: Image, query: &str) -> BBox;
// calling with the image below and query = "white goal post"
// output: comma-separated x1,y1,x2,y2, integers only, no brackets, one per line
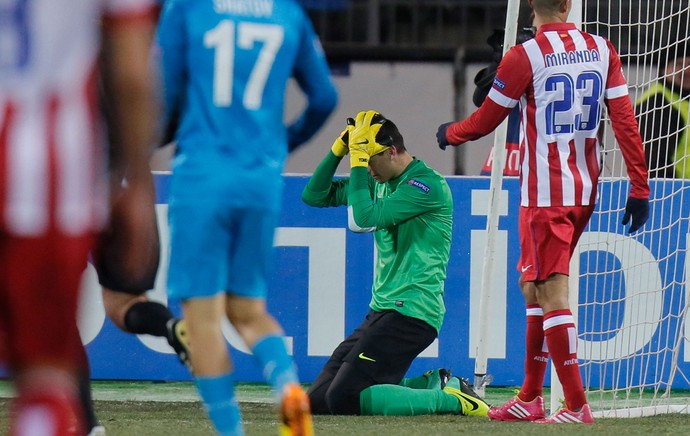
471,0,521,398
475,0,690,417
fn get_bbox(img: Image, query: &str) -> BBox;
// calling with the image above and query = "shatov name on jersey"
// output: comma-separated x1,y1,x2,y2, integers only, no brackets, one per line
214,0,273,17
545,49,600,67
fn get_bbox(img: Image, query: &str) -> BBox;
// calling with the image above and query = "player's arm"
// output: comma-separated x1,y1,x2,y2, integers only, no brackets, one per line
155,0,187,146
348,171,445,232
604,41,650,200
607,95,649,199
287,15,338,153
609,89,652,233
99,2,160,278
301,153,349,208
302,126,353,208
100,4,159,181
437,46,532,149
604,40,650,233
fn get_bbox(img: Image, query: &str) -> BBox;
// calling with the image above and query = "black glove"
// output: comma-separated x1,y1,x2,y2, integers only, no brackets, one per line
436,122,453,151
472,63,498,107
621,197,649,234
486,29,505,61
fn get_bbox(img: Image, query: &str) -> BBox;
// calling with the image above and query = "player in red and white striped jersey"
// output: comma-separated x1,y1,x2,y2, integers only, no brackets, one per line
437,0,650,424
0,1,157,434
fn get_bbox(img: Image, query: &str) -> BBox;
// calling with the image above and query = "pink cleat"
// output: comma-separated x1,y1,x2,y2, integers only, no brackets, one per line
487,395,546,421
534,403,594,424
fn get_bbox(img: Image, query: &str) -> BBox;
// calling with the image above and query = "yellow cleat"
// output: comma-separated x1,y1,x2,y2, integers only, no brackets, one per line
443,377,490,417
279,383,314,436
166,318,192,372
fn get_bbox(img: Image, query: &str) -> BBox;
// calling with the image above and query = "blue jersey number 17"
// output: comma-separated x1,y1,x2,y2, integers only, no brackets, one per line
204,20,284,110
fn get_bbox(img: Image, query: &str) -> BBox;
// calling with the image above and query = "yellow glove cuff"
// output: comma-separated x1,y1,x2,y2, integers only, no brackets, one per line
350,149,370,168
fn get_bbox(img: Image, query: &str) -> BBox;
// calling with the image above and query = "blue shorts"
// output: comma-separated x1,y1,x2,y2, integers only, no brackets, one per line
166,199,278,301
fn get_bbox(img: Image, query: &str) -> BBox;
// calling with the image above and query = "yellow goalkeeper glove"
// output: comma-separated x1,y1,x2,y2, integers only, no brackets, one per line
330,118,355,157
349,110,390,168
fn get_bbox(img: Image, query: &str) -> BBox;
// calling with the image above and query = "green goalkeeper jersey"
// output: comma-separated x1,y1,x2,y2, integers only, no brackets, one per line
302,153,453,332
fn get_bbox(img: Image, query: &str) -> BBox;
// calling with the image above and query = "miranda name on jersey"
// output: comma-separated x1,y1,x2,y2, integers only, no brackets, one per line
544,49,600,68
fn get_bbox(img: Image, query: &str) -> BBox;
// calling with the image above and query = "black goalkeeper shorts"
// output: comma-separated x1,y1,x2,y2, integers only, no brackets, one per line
341,309,437,381
307,309,437,414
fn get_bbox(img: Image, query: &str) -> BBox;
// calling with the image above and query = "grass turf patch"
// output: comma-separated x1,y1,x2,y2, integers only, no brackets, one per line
1,381,690,435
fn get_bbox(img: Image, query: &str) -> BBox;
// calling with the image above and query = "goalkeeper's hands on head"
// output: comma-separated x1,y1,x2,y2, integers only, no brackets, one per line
331,118,355,158
349,110,389,168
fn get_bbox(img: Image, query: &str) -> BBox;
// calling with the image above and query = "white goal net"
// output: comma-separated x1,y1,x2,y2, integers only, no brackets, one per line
565,0,690,418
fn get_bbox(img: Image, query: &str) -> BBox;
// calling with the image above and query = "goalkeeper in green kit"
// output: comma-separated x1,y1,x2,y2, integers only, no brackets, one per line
302,110,489,417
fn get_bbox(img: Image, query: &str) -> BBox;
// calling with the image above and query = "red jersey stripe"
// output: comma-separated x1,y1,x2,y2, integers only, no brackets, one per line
0,102,15,229
561,31,576,53
47,95,59,230
584,137,600,205
567,139,584,205
548,141,564,205
525,87,539,207
535,31,556,59
581,31,599,51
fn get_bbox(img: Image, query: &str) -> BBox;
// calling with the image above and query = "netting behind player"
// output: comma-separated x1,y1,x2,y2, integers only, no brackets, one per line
575,0,690,417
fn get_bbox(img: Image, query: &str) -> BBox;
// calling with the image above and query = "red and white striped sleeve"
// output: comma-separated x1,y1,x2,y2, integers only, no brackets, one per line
604,39,650,200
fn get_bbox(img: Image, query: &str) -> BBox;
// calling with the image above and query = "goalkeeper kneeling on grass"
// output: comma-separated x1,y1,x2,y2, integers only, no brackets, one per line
302,110,489,417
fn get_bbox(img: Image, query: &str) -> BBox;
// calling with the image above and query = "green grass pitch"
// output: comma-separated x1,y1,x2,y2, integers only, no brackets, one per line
2,381,690,435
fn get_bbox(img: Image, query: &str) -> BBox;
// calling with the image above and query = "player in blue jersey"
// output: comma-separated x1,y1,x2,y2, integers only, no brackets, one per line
156,1,338,434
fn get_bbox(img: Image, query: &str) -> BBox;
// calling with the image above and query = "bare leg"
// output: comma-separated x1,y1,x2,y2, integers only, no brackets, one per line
182,294,242,435
225,295,283,348
226,294,311,435
102,288,148,331
183,294,231,376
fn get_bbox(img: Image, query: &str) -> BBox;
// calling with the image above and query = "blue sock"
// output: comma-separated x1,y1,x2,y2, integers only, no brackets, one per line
252,334,299,398
194,372,244,436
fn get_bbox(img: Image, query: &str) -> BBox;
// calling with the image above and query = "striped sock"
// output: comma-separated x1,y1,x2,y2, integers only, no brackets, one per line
544,309,587,411
519,304,548,401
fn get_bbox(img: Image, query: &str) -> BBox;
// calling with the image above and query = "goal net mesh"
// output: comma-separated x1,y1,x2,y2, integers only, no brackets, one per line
575,0,690,417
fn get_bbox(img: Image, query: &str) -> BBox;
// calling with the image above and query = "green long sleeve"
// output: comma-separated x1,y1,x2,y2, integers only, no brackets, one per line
301,151,349,207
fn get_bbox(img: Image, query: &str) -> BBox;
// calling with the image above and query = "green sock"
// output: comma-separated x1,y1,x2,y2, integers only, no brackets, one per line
399,369,447,390
399,374,430,389
360,384,461,416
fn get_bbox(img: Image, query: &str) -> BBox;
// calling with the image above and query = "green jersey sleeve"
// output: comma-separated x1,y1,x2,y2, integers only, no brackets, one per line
301,151,349,207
